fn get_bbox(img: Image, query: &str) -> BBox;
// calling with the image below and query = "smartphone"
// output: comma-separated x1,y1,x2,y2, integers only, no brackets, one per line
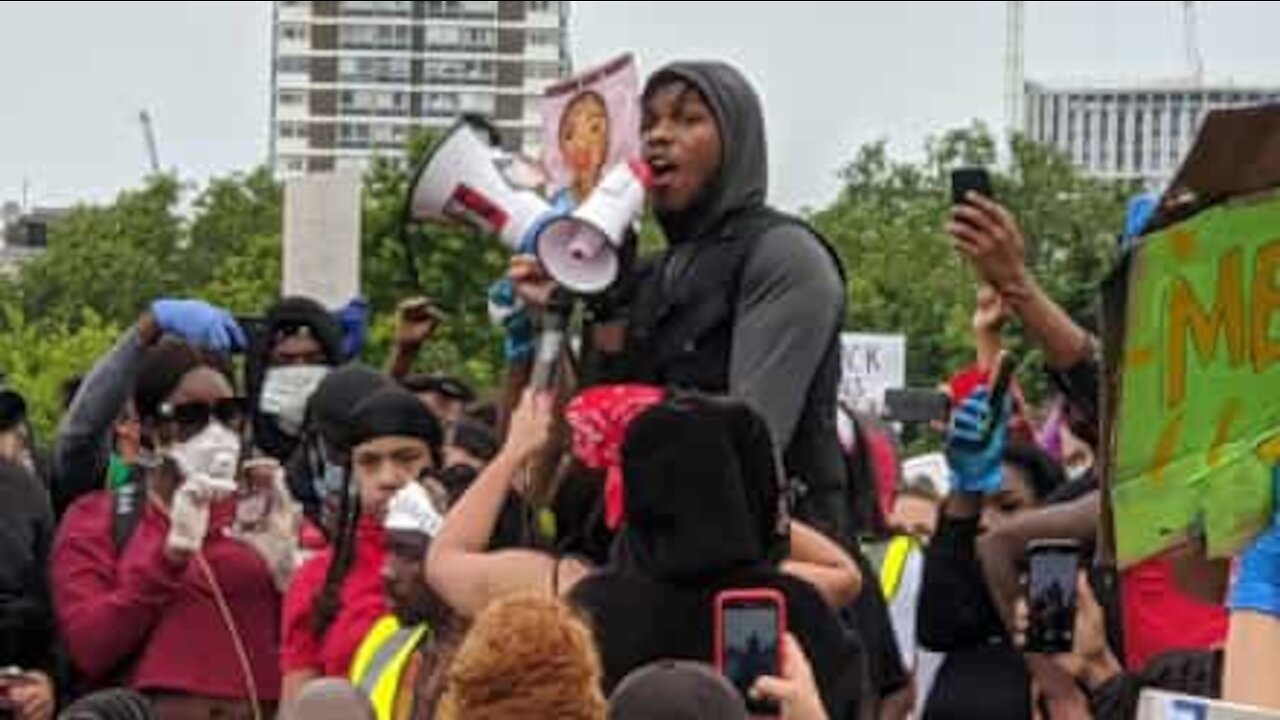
951,167,994,205
1025,539,1082,654
983,351,1018,441
715,589,787,717
883,389,951,424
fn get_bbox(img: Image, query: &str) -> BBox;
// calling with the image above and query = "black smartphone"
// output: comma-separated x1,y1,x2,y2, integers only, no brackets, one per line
982,351,1017,441
716,589,787,717
951,166,994,205
883,389,951,424
1025,539,1081,654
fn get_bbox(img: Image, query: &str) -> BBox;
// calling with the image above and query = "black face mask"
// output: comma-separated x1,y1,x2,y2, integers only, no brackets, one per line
436,464,480,502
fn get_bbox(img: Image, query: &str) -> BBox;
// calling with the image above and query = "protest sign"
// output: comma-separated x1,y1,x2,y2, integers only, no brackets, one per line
540,54,640,204
839,333,906,416
283,171,362,309
1109,107,1280,567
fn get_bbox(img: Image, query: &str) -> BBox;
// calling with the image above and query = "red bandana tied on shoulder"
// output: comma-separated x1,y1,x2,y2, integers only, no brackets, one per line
565,384,665,530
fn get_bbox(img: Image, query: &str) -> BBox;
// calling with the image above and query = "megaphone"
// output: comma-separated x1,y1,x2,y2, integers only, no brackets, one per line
534,159,652,295
405,120,552,251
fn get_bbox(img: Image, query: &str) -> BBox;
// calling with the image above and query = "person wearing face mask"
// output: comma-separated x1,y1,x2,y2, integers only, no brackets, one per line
291,365,394,540
246,297,345,465
51,298,248,518
280,387,443,708
51,339,282,719
349,482,462,720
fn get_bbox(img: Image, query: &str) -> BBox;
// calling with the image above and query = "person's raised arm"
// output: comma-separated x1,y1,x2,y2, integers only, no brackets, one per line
385,298,442,381
426,391,587,618
948,194,1092,371
52,300,245,517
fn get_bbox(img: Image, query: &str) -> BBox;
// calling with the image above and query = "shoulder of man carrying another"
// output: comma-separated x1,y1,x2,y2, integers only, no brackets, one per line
736,213,845,304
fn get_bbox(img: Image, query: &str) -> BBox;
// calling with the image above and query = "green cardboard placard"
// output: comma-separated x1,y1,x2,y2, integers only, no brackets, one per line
1112,193,1280,568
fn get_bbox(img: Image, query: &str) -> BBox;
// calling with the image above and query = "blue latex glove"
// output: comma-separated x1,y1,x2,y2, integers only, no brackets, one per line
1229,468,1280,617
335,297,370,361
150,299,246,352
946,387,1010,495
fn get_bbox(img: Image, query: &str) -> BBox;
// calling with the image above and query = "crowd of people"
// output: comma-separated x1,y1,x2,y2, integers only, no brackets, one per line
1,59,1278,720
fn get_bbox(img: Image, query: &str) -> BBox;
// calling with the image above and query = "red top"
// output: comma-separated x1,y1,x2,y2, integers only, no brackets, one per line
52,492,282,700
1121,555,1228,670
281,516,389,677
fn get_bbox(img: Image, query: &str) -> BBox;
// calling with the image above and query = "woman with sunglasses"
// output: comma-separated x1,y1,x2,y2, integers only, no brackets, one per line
52,339,284,720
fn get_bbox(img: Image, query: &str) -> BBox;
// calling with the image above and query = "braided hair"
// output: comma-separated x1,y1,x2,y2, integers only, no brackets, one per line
310,460,361,640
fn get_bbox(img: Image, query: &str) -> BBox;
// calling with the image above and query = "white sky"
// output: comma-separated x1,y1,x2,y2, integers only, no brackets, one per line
1,1,1277,211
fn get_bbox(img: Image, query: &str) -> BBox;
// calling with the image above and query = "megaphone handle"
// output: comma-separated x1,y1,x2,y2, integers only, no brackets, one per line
531,291,573,390
531,327,565,390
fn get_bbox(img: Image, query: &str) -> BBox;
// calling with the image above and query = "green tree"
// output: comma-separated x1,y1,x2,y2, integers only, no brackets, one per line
0,306,120,439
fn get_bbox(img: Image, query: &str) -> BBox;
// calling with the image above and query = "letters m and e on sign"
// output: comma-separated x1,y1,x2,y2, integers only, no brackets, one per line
1111,192,1280,567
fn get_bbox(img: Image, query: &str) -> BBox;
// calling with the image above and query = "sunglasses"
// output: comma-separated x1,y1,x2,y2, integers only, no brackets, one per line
157,398,246,439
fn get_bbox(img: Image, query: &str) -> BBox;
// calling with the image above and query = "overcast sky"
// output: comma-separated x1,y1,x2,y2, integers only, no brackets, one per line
1,1,1277,211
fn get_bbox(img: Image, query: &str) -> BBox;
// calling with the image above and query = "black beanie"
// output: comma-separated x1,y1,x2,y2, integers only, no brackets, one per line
345,388,444,466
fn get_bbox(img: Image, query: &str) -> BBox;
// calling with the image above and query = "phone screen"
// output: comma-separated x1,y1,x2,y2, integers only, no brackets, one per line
1027,544,1080,654
951,167,994,205
723,601,782,714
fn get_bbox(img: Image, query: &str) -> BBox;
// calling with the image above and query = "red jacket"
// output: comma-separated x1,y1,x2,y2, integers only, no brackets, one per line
281,516,388,677
52,491,283,700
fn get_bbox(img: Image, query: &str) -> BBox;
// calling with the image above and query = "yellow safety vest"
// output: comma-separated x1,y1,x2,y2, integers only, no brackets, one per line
865,535,917,600
350,616,431,720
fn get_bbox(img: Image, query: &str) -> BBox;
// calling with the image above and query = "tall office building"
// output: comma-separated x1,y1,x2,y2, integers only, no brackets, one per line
270,0,571,177
1024,81,1280,187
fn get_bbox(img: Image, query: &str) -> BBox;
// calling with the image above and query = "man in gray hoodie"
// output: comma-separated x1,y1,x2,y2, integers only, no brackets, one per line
623,61,850,544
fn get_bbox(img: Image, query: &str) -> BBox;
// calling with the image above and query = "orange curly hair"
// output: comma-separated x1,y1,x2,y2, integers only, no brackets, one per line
436,594,607,720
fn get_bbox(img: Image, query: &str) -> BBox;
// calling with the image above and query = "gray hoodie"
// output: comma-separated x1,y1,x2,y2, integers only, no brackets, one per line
643,61,851,539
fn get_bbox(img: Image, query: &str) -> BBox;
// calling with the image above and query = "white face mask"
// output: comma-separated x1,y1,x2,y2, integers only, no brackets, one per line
260,365,330,436
167,421,242,496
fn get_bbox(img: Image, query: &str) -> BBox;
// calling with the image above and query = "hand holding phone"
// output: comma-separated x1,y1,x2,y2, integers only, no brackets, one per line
716,589,787,718
1025,540,1082,654
883,389,951,425
951,167,994,206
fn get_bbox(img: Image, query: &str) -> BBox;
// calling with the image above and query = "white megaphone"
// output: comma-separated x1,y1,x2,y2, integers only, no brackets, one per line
406,120,552,251
534,159,652,295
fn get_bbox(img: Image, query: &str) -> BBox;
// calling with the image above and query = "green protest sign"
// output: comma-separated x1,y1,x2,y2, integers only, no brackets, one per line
1112,193,1280,567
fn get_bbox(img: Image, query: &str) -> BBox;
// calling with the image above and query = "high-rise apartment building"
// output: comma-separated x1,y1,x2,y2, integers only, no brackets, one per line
270,0,571,177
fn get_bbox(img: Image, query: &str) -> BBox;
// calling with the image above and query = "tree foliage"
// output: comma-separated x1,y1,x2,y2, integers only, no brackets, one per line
1,122,1135,443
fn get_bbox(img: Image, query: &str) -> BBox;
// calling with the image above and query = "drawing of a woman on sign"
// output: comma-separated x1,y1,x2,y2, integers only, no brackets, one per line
541,54,640,206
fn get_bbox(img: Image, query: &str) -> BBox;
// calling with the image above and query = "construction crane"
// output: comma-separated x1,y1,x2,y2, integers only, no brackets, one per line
1182,1,1204,86
139,110,161,176
1005,1,1026,137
